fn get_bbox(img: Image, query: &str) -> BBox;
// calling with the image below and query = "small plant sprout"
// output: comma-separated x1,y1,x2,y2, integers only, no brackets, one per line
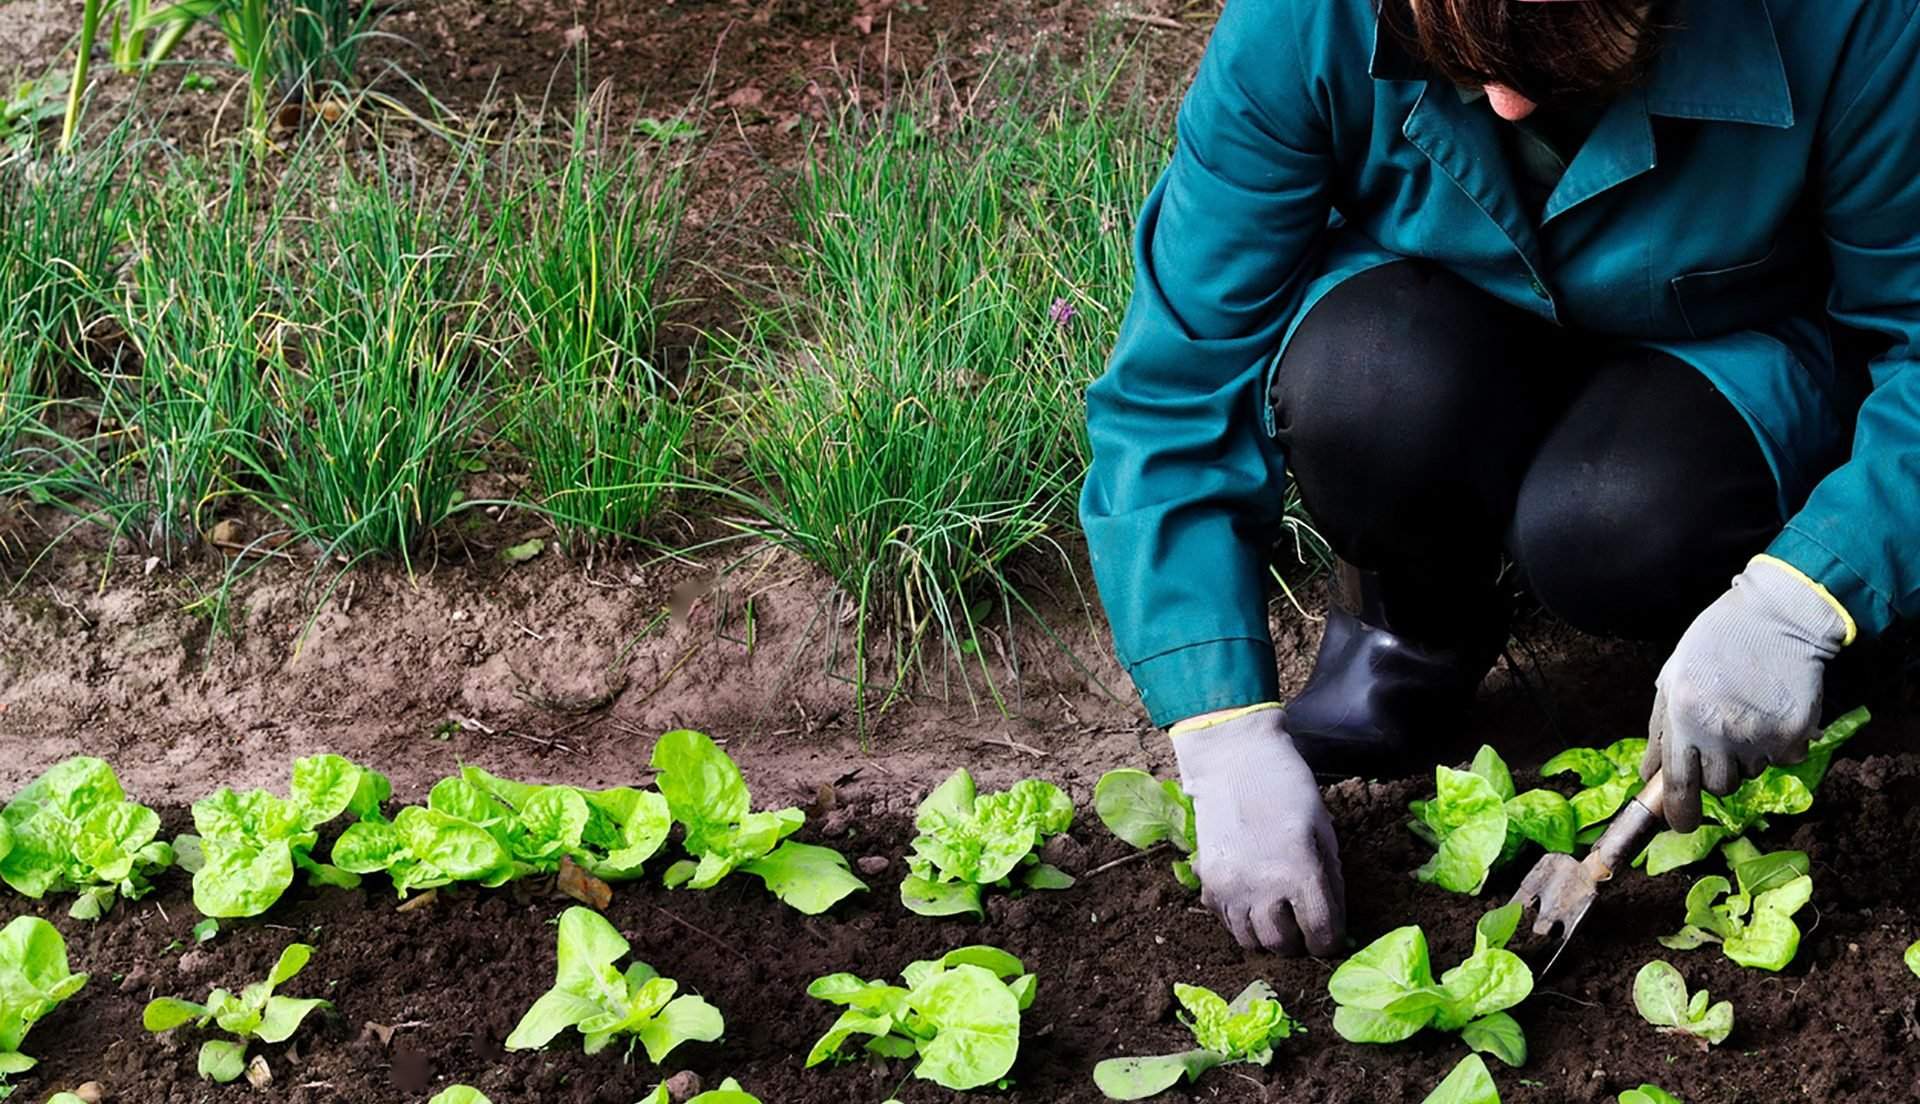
1540,738,1649,845
650,730,866,914
506,907,723,1062
428,1088,491,1104
1328,903,1533,1067
1658,839,1812,971
1620,1085,1686,1104
1092,769,1198,890
805,945,1038,1091
901,769,1075,918
1092,980,1299,1100
1635,707,1869,875
1906,939,1920,979
639,1078,761,1102
1409,746,1577,894
1421,1053,1501,1104
0,917,88,1078
141,943,331,1083
1632,960,1732,1050
174,754,390,917
0,756,175,919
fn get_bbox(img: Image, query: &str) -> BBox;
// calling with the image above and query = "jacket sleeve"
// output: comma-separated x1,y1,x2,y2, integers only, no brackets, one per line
1078,0,1334,727
1767,3,1920,637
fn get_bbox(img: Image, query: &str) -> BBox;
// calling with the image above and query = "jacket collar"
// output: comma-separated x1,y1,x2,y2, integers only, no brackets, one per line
1369,0,1795,129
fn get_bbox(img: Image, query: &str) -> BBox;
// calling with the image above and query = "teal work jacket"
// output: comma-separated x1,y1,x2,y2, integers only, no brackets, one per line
1081,0,1920,727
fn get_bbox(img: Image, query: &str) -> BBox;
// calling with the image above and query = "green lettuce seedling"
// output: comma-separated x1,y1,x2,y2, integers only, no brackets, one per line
650,729,865,914
805,945,1038,1090
142,942,331,1082
0,917,88,1078
1636,707,1869,875
901,769,1074,918
1328,902,1532,1067
1632,959,1731,1049
332,769,673,896
1540,737,1647,845
174,753,390,917
1409,746,1577,895
638,1078,760,1102
1092,980,1299,1100
428,1089,491,1104
1906,939,1920,979
506,906,723,1061
1621,1084,1686,1104
1658,838,1811,971
1421,1054,1500,1104
1093,769,1198,891
0,757,174,920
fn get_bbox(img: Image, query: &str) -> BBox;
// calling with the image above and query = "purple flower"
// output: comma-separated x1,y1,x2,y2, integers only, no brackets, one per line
1048,297,1077,328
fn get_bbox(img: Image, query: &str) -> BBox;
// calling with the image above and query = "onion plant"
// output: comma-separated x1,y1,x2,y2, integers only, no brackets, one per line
722,53,1162,703
490,100,694,547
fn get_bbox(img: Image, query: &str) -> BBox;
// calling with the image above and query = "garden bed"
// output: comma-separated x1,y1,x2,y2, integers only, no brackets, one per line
8,724,1920,1103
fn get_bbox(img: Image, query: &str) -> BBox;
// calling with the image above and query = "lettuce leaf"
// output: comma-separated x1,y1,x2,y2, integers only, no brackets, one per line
506,907,722,1062
177,755,389,918
1631,959,1731,1047
0,916,88,1070
0,757,174,919
1329,904,1532,1065
902,769,1073,917
1410,747,1575,895
140,942,329,1082
1093,768,1198,890
805,945,1033,1091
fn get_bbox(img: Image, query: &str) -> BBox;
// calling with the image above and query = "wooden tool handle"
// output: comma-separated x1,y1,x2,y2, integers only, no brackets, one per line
1579,769,1667,883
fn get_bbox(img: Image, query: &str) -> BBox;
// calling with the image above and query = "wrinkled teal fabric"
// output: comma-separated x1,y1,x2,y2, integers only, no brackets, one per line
1082,0,1920,726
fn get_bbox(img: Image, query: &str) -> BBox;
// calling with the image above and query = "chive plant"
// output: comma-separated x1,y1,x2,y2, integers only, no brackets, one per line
91,156,285,557
0,124,138,504
237,152,498,563
723,55,1162,701
490,101,694,547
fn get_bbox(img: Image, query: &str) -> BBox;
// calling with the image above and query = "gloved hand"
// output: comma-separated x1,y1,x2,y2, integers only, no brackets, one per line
1170,704,1345,955
1643,556,1853,832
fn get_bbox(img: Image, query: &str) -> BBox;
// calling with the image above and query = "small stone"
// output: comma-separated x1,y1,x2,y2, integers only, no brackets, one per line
176,948,214,977
856,855,890,876
664,1070,703,1102
117,964,149,993
74,1084,105,1104
1849,943,1860,954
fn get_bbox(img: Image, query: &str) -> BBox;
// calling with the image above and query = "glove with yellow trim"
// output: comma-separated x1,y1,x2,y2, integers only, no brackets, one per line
1643,555,1854,832
1170,703,1345,955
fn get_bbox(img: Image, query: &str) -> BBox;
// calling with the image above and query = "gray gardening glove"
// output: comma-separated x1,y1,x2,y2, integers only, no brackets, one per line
1643,557,1852,832
1170,704,1345,955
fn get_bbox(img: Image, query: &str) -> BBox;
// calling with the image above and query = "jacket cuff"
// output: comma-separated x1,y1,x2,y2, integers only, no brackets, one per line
1126,637,1279,729
1765,527,1894,639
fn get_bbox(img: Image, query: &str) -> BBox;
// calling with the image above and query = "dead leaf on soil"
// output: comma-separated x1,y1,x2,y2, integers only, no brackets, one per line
362,1021,396,1048
724,86,765,109
396,889,438,913
245,1054,272,1088
558,856,613,911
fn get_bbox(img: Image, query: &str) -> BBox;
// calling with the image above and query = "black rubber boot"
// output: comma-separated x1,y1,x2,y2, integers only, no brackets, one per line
1284,561,1509,781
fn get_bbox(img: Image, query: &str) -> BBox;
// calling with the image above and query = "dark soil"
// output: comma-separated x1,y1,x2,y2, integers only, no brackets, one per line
13,751,1920,1104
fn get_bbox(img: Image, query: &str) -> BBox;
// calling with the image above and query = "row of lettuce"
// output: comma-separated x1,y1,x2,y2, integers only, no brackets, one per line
3,708,1910,1104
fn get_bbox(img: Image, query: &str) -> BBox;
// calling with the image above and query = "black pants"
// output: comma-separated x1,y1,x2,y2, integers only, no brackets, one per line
1268,261,1784,642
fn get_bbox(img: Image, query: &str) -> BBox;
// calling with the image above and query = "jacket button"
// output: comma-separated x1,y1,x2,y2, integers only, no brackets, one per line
1528,276,1550,300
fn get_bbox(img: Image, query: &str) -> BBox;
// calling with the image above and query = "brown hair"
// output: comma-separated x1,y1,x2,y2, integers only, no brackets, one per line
1392,0,1668,102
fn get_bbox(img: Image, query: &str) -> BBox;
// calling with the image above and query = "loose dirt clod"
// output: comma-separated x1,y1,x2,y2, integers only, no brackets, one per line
663,1070,703,1102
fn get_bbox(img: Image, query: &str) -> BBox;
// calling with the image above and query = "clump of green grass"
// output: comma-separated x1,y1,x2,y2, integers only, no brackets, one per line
236,152,499,564
723,54,1163,702
489,96,694,548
